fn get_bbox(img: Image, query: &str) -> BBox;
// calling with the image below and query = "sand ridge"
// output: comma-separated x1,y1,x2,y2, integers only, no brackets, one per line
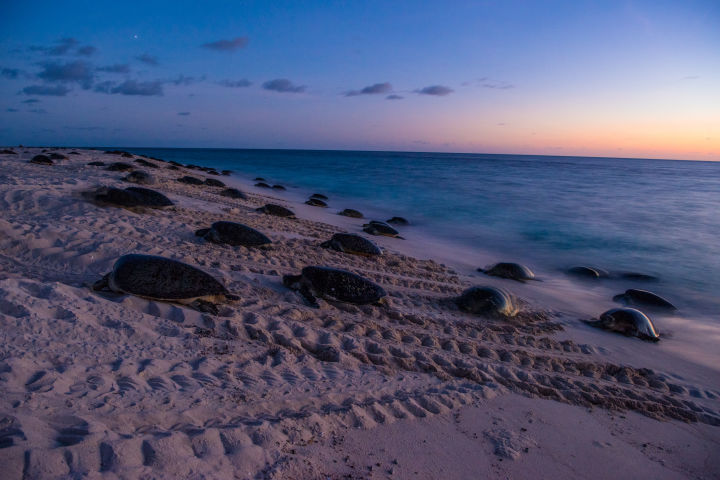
0,148,718,479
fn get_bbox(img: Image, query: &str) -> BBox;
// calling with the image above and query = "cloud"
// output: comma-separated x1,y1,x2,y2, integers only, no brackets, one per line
481,81,514,89
76,45,97,56
97,64,131,74
345,82,392,97
201,37,248,52
29,108,47,114
21,85,70,96
262,78,306,93
107,80,164,96
219,79,252,88
416,85,453,96
22,99,40,104
386,94,403,100
29,37,79,56
37,60,94,88
136,53,159,66
6,108,19,112
171,75,202,86
178,112,191,116
1,68,20,79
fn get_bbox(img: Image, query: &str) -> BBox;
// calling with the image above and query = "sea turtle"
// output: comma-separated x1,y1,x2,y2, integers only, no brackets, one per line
255,182,271,188
320,233,381,256
363,221,402,238
106,162,134,172
306,198,327,207
256,204,295,218
339,208,363,218
272,184,286,190
48,152,67,160
254,177,266,181
567,266,609,279
219,188,247,199
221,170,232,176
90,186,173,208
613,289,676,310
166,165,180,170
87,161,106,167
478,262,536,282
204,178,226,187
124,170,155,185
29,155,53,165
135,158,159,168
178,176,204,185
92,254,234,313
283,266,386,307
0,149,16,154
585,308,660,341
456,286,517,316
386,216,409,226
619,272,659,282
195,221,271,247
311,193,328,200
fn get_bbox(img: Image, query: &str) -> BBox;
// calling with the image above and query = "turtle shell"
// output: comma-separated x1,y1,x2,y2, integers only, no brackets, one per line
302,266,386,304
321,233,381,256
199,221,271,247
456,286,516,316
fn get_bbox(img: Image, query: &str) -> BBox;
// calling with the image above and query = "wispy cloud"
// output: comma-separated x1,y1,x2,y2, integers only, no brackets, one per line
262,78,306,93
481,81,514,89
29,37,79,56
386,94,403,100
22,99,40,104
219,79,252,88
21,85,70,96
1,68,21,79
95,80,164,96
136,53,159,66
416,85,453,96
37,60,94,89
6,108,19,112
345,82,392,97
29,108,48,114
178,112,191,116
201,37,248,52
76,45,97,56
97,64,130,74
170,75,202,86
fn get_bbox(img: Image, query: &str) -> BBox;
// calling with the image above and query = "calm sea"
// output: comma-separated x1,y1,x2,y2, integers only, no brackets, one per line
120,148,720,315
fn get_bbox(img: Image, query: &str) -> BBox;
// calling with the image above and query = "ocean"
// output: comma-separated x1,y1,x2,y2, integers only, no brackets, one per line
120,148,720,315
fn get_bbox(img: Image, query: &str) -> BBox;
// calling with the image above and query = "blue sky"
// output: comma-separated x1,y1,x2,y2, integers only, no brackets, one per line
1,0,718,159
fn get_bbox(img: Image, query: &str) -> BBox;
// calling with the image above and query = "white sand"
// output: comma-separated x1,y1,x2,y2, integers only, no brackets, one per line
0,148,718,479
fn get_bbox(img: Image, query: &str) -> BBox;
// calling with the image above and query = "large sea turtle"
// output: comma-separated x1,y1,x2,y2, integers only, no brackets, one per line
306,198,327,207
479,262,536,282
320,233,381,256
311,193,328,200
339,208,363,218
30,155,53,165
567,266,609,279
613,289,676,310
386,216,409,226
456,286,517,316
106,162,134,172
124,170,155,185
256,204,295,218
363,221,402,238
178,176,204,185
283,266,386,307
219,188,247,199
92,254,235,313
204,178,226,187
585,308,660,341
195,221,271,247
135,159,158,168
90,186,173,208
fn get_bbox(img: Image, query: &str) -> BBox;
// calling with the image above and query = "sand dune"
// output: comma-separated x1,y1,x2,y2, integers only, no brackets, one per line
0,148,718,479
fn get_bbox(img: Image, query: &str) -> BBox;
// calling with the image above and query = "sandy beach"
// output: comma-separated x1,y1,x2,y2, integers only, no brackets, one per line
0,147,718,479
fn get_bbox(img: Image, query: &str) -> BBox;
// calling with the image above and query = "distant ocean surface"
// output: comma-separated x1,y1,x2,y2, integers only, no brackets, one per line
121,148,720,315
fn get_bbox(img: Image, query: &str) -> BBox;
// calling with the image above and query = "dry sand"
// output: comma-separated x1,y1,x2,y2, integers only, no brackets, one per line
0,148,718,479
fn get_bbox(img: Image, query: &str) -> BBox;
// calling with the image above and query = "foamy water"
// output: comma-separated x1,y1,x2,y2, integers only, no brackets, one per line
123,148,720,316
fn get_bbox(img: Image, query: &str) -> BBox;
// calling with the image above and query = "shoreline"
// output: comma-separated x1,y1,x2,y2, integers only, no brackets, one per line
0,147,718,479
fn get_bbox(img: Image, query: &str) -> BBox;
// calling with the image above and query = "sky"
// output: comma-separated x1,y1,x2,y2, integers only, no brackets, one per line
0,0,718,160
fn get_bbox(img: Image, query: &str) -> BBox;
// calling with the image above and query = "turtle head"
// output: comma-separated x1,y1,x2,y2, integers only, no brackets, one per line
282,274,303,290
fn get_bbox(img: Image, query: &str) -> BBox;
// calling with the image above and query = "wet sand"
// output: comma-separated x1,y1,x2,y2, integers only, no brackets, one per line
0,148,718,479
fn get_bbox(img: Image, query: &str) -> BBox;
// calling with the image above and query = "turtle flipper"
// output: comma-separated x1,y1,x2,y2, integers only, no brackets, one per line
92,273,111,292
298,285,320,309
192,299,220,315
195,228,211,237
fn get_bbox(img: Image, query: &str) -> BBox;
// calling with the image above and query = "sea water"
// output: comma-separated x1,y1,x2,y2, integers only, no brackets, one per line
122,148,720,315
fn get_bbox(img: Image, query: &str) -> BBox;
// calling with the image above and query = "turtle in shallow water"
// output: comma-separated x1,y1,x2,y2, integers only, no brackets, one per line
29,155,53,165
124,170,155,185
178,176,204,185
339,208,363,218
306,198,327,207
48,152,67,160
256,204,295,218
320,233,381,256
613,289,676,310
254,177,266,181
585,308,660,341
204,178,225,187
272,184,286,190
386,216,409,226
89,186,173,208
283,266,386,308
567,266,609,279
478,262,536,282
362,221,402,238
134,158,158,168
219,188,247,199
311,193,328,200
619,272,658,282
92,254,235,314
195,221,271,247
255,182,271,188
456,286,517,317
